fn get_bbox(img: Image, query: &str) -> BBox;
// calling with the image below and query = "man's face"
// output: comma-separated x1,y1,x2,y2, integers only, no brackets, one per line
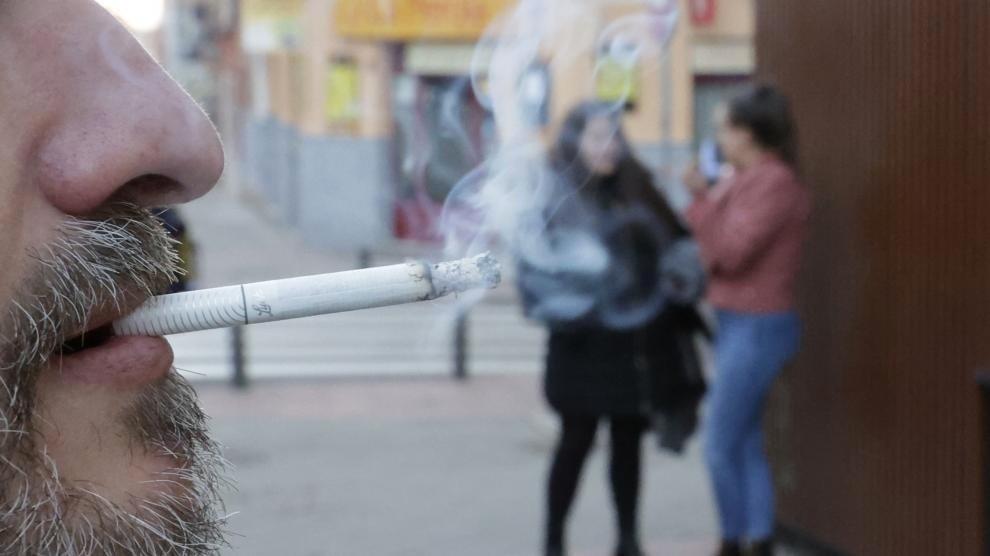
0,1,226,553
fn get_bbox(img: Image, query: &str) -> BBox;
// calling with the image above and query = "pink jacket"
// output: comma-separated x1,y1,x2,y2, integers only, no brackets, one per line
686,157,811,314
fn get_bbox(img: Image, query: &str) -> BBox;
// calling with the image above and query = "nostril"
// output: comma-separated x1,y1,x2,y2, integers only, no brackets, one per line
112,174,186,207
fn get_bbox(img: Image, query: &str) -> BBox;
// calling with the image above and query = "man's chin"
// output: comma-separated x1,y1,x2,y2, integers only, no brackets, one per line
0,466,227,555
0,366,229,554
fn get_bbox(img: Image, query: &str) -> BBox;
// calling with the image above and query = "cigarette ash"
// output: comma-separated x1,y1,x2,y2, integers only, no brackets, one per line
472,252,502,288
430,253,502,298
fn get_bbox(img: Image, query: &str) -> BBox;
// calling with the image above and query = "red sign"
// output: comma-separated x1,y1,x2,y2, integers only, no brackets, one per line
690,0,717,26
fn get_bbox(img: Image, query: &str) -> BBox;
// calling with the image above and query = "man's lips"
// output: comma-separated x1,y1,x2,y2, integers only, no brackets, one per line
56,297,174,387
56,335,174,387
60,287,159,351
62,323,116,354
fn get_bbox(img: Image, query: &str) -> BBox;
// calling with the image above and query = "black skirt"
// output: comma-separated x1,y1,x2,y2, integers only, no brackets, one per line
543,305,707,419
544,326,647,416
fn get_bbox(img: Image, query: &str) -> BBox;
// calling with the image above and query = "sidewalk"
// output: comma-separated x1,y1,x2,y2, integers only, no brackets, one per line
180,187,376,288
199,375,719,556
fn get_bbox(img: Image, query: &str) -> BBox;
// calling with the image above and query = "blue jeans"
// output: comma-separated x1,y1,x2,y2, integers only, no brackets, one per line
704,309,800,541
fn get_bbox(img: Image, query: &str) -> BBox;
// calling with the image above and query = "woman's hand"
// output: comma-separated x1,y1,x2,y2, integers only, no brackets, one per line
683,164,709,196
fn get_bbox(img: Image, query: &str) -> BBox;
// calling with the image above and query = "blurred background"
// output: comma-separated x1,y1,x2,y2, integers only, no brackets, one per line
97,1,990,555
103,1,749,554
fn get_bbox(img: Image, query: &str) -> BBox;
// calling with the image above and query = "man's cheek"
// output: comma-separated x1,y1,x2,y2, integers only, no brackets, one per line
0,178,21,306
0,193,66,305
0,199,24,309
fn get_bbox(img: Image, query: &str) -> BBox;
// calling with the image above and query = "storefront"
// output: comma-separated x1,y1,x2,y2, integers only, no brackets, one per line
331,0,509,240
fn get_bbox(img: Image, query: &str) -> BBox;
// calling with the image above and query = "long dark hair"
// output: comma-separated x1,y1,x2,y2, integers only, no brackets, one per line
727,85,799,167
551,101,683,234
552,101,632,184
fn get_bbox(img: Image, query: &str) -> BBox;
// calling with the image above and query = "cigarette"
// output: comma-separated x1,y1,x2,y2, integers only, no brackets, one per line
112,253,501,337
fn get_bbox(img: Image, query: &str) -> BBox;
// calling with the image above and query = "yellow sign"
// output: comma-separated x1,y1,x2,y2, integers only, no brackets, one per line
595,56,641,107
333,0,516,40
325,60,361,128
242,0,305,22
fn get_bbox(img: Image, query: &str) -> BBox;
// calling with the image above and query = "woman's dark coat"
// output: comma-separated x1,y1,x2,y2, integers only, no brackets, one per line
517,162,707,451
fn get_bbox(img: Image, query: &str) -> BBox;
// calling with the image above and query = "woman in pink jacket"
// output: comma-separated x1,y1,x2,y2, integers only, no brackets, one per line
684,86,811,556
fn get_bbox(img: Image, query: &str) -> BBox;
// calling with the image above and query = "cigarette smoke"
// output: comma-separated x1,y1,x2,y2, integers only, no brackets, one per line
440,0,682,329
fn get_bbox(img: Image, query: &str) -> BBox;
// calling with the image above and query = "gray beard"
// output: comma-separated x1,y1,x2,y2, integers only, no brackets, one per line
0,204,228,555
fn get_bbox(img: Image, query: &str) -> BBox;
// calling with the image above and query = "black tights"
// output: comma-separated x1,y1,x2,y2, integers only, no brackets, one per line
546,414,646,549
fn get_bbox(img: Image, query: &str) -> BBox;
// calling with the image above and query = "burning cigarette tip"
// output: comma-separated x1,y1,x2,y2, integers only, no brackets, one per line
430,252,502,297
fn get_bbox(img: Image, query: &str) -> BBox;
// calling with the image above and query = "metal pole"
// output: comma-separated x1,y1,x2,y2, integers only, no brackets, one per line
357,248,373,269
231,325,248,389
453,310,469,380
977,370,990,552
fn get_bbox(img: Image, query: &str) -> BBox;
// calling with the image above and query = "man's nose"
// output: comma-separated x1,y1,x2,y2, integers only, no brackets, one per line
32,10,224,216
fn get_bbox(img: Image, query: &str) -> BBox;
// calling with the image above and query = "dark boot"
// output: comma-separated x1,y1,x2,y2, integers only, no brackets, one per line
544,533,565,556
615,536,644,556
747,539,774,556
715,540,743,556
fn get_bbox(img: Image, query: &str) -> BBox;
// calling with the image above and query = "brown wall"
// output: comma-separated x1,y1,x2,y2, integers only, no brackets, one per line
757,1,990,554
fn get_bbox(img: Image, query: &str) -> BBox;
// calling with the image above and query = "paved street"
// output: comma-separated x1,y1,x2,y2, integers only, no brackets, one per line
198,376,718,556
173,187,720,555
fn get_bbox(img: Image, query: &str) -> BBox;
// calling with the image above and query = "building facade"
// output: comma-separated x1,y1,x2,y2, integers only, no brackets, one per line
230,0,754,250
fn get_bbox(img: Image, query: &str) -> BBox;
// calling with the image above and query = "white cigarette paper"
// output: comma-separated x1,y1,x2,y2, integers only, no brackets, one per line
113,253,501,337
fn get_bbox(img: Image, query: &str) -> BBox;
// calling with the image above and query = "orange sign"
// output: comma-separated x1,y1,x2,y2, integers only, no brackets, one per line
333,0,516,40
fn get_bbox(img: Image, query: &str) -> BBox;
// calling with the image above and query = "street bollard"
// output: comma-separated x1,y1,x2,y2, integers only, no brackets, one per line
231,325,248,389
357,248,372,269
454,310,469,380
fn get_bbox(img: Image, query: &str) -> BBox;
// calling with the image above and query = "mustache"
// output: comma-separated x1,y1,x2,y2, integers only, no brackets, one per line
0,203,181,376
